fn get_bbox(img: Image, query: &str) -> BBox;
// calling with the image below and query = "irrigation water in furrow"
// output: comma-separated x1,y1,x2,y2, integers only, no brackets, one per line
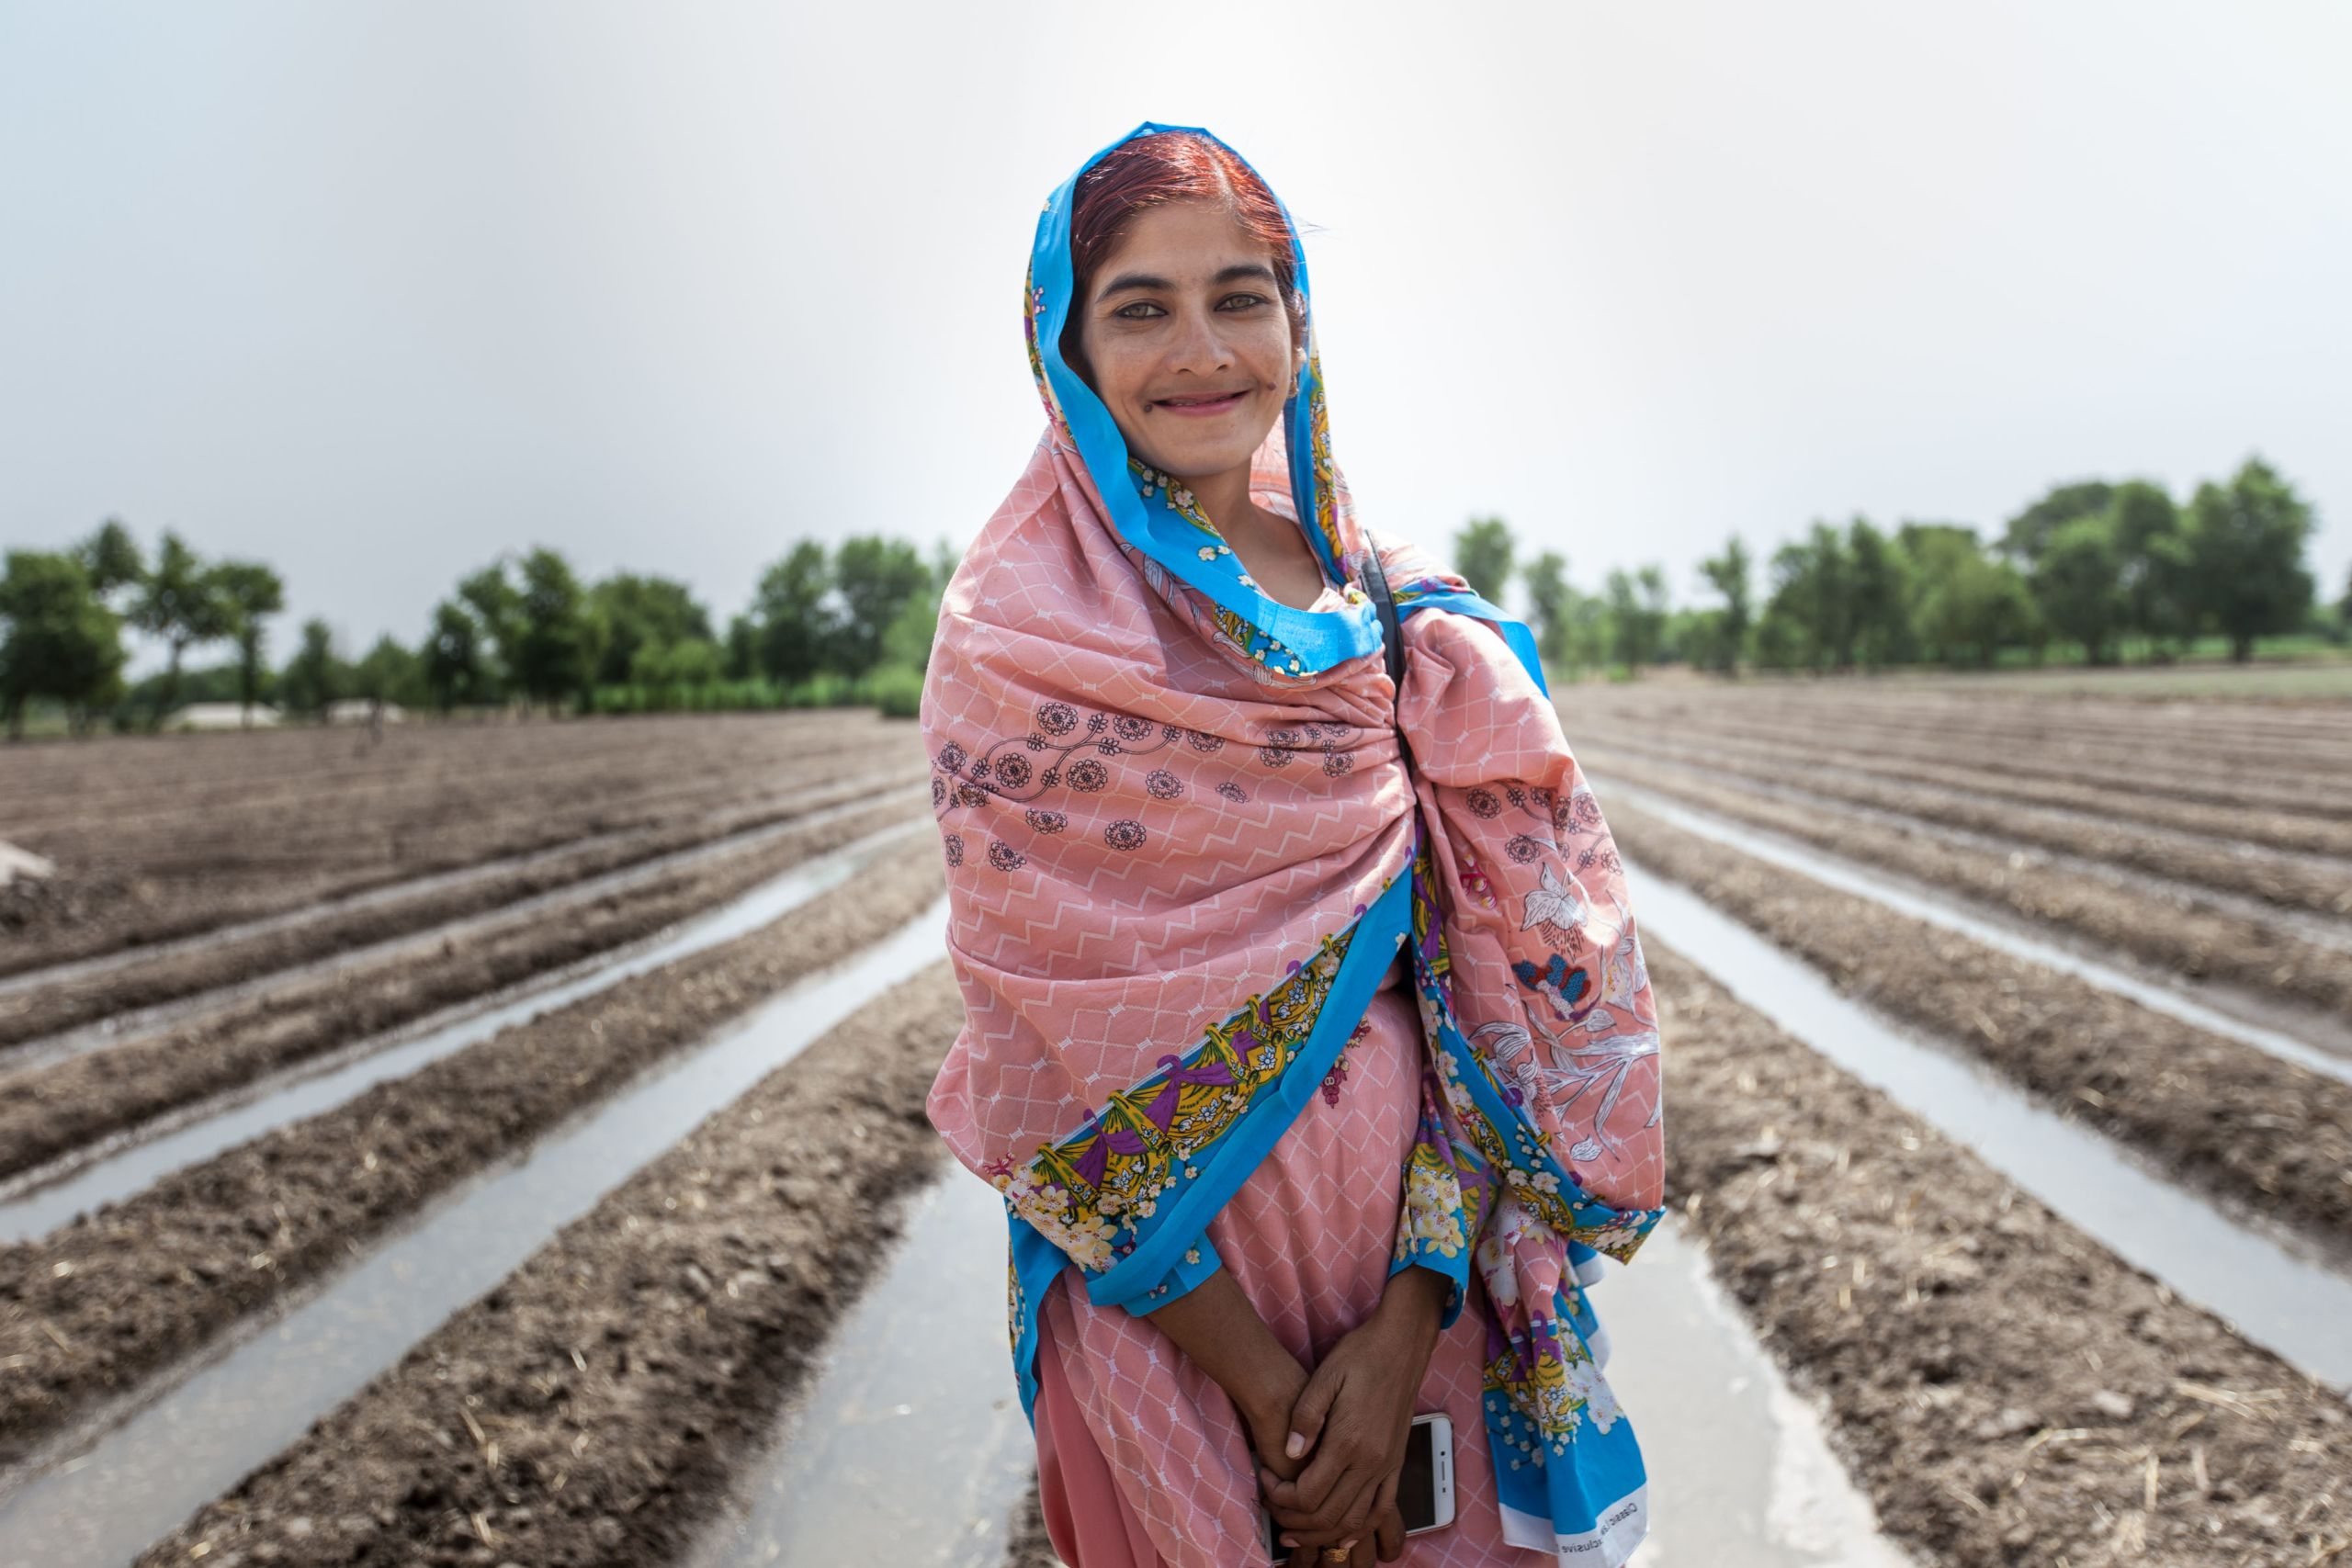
1623,859,2352,1389
1596,777,2352,1082
686,1178,1914,1567
0,899,953,1564
1591,750,2352,959
0,767,925,1069
0,814,930,1244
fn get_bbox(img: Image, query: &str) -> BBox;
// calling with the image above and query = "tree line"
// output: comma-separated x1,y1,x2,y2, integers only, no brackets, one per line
0,523,956,738
1452,455,2343,679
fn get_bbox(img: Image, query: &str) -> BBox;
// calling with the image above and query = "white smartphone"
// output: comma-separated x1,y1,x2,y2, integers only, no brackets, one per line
1262,1411,1456,1561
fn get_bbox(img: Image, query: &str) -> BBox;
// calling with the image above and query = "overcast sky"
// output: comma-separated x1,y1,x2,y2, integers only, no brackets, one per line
4,1,2347,670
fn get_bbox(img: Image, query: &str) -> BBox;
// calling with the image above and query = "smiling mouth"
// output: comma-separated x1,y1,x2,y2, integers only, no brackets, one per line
1153,389,1250,414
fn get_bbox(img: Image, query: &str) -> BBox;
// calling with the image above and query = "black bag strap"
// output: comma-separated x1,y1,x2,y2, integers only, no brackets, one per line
1358,529,1417,774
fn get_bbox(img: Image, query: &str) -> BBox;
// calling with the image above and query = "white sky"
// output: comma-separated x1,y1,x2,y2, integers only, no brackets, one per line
4,1,2347,669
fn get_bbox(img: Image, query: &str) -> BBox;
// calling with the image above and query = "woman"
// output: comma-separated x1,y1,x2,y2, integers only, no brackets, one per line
922,124,1665,1568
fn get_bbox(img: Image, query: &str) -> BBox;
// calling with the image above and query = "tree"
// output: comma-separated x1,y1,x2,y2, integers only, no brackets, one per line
511,547,600,711
0,551,126,738
279,618,345,716
752,540,838,683
1846,519,1914,671
74,518,145,604
720,614,760,682
831,535,930,677
354,634,423,711
1758,524,1855,672
1898,524,2038,669
1695,536,1751,675
2182,456,2317,662
1452,517,1516,607
2002,479,2114,565
456,561,524,698
130,532,235,724
2030,515,2126,664
586,572,715,687
2106,480,2188,657
1521,551,1571,665
209,559,286,724
424,600,487,711
1603,567,1668,673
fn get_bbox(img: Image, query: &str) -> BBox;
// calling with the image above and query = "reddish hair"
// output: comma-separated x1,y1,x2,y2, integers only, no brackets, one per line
1061,131,1304,377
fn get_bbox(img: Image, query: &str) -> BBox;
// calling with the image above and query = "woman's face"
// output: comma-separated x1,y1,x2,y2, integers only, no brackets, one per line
1071,199,1301,482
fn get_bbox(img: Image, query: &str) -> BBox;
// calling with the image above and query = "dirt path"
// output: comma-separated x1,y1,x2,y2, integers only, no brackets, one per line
1609,801,2352,1252
1587,755,2352,1017
1645,937,2350,1566
132,964,967,1568
0,797,926,1184
0,836,947,1468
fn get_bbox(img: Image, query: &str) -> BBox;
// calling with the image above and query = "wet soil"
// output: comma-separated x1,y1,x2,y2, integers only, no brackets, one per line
1646,937,2350,1566
0,836,947,1468
1581,711,2352,858
1569,683,2348,819
0,712,924,975
1588,731,2352,908
132,962,967,1568
1003,1483,1063,1568
0,798,926,1183
0,740,920,1047
1588,756,2352,1018
1610,801,2352,1253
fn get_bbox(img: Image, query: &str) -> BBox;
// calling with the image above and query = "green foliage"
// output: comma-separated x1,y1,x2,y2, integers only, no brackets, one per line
752,539,838,684
73,518,145,601
1,551,126,738
278,618,347,716
2030,515,2127,664
354,634,424,710
131,531,237,723
587,573,714,687
1694,536,1752,675
1452,517,1516,606
2181,457,2316,662
1522,551,1571,664
2002,479,2114,563
210,558,286,718
424,599,488,711
1900,524,2039,669
721,614,760,681
857,662,925,719
511,547,601,712
831,536,931,678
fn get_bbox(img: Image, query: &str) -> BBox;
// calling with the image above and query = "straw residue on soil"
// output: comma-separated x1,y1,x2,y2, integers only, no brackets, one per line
136,962,968,1568
1611,800,2352,1251
1646,938,2350,1567
0,835,946,1468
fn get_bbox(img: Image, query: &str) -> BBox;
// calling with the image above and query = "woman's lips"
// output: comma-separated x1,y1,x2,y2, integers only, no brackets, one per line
1151,389,1250,417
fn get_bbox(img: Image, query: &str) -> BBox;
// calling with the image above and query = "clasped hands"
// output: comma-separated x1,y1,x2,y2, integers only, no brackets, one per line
1246,1269,1448,1568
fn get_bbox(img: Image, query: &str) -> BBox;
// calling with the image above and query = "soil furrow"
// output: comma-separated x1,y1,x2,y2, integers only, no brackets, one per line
1589,717,2352,858
1589,756,2352,1017
131,963,965,1568
1582,737,2352,918
1611,801,2352,1249
0,835,947,1469
0,797,928,1185
1645,939,2350,1567
0,713,923,973
0,758,921,1046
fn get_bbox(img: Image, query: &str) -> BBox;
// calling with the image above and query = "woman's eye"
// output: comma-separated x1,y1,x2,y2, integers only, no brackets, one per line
1114,301,1165,321
1219,293,1269,311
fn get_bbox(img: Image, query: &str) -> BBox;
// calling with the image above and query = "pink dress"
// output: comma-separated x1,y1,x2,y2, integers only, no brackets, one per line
1029,581,1553,1568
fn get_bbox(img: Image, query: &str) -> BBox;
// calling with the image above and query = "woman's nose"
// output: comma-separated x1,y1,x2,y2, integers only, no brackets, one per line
1165,308,1233,374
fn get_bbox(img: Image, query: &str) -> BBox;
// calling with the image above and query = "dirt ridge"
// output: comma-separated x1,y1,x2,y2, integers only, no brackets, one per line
1645,938,2349,1566
0,837,947,1467
133,963,967,1568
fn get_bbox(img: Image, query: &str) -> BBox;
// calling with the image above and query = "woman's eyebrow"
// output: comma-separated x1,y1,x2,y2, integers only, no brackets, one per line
1096,261,1281,300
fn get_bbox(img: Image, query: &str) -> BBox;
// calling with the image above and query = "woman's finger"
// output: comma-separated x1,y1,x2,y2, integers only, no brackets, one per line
1372,1471,1405,1562
1285,1359,1347,1461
